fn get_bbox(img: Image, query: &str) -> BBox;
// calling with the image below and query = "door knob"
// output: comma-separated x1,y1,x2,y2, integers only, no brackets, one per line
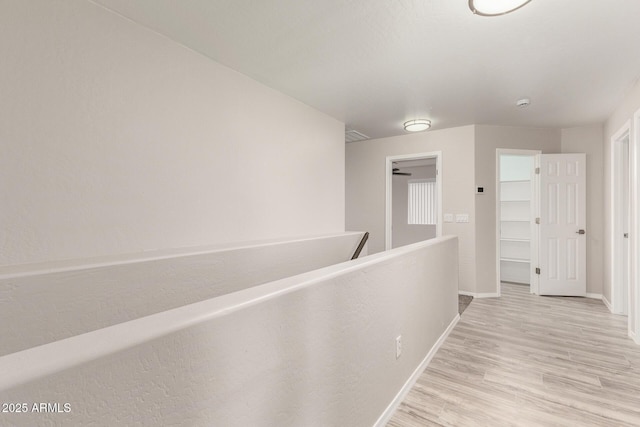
576,229,586,235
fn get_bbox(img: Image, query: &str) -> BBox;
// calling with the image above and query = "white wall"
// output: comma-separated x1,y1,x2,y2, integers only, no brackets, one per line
0,232,365,357
474,126,561,294
561,125,605,297
392,165,437,248
0,0,345,267
346,126,476,292
604,78,640,339
0,236,459,427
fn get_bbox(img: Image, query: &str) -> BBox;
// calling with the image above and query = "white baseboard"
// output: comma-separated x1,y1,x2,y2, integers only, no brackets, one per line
458,291,499,299
602,295,613,312
374,314,460,427
475,292,500,299
464,291,601,300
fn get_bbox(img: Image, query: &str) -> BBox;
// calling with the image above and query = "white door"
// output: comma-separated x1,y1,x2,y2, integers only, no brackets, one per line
538,154,586,296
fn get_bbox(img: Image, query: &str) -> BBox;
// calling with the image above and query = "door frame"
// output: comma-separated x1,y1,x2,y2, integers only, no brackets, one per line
495,149,541,296
633,110,640,343
385,151,442,250
611,121,631,315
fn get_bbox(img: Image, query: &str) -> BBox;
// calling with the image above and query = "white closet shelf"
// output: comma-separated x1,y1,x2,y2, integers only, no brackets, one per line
500,157,533,285
500,257,530,263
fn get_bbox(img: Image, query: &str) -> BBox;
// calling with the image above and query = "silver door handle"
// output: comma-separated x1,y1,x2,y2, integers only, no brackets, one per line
576,229,586,235
624,233,629,238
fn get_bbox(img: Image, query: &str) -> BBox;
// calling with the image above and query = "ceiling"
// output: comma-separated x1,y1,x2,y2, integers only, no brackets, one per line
93,0,640,139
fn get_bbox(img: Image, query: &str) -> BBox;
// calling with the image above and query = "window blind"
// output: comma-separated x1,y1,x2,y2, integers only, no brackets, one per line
408,179,436,225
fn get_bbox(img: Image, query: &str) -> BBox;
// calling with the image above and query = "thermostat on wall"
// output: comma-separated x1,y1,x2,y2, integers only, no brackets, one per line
476,187,484,194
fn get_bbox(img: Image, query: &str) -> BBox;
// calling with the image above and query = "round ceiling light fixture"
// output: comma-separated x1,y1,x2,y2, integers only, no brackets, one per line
516,98,531,107
404,119,431,132
469,0,532,16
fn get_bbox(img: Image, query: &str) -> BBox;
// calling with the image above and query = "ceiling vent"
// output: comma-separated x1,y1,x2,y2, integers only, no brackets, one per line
345,129,370,143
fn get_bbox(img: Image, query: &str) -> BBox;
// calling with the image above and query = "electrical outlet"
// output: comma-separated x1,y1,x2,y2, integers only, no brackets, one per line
396,335,402,359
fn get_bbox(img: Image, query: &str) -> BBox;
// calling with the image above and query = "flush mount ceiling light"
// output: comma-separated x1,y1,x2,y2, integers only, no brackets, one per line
404,119,431,132
469,0,532,16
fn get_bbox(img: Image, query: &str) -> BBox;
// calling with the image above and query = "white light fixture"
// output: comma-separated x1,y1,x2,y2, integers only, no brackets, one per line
404,119,431,132
469,0,532,16
516,98,531,107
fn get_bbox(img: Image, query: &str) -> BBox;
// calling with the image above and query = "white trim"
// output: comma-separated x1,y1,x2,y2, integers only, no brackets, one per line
465,290,603,300
602,295,613,312
385,152,443,251
629,329,639,345
495,149,541,297
458,291,499,298
475,292,500,299
373,314,460,427
633,108,640,343
610,121,631,315
408,178,436,183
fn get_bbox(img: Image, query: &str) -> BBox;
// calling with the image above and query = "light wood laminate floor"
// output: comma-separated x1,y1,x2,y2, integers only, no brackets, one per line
387,283,640,426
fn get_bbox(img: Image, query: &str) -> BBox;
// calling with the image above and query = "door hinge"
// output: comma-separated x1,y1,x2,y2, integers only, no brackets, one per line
535,167,540,174
535,267,541,275
535,217,540,224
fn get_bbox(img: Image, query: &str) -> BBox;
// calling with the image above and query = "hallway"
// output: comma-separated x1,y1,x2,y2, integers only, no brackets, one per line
388,283,640,426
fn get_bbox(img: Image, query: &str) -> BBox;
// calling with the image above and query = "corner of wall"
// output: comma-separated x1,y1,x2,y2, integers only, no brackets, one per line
603,78,640,307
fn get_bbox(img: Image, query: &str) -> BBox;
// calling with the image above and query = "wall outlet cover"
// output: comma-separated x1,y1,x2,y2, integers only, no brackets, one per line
444,213,454,223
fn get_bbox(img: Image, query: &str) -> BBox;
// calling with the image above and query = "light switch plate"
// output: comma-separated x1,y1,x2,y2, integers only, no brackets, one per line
444,213,454,223
455,214,469,223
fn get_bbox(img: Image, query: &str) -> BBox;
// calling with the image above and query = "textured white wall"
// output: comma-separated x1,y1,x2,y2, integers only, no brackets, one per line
0,236,459,427
346,126,476,292
0,0,344,267
0,232,365,357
